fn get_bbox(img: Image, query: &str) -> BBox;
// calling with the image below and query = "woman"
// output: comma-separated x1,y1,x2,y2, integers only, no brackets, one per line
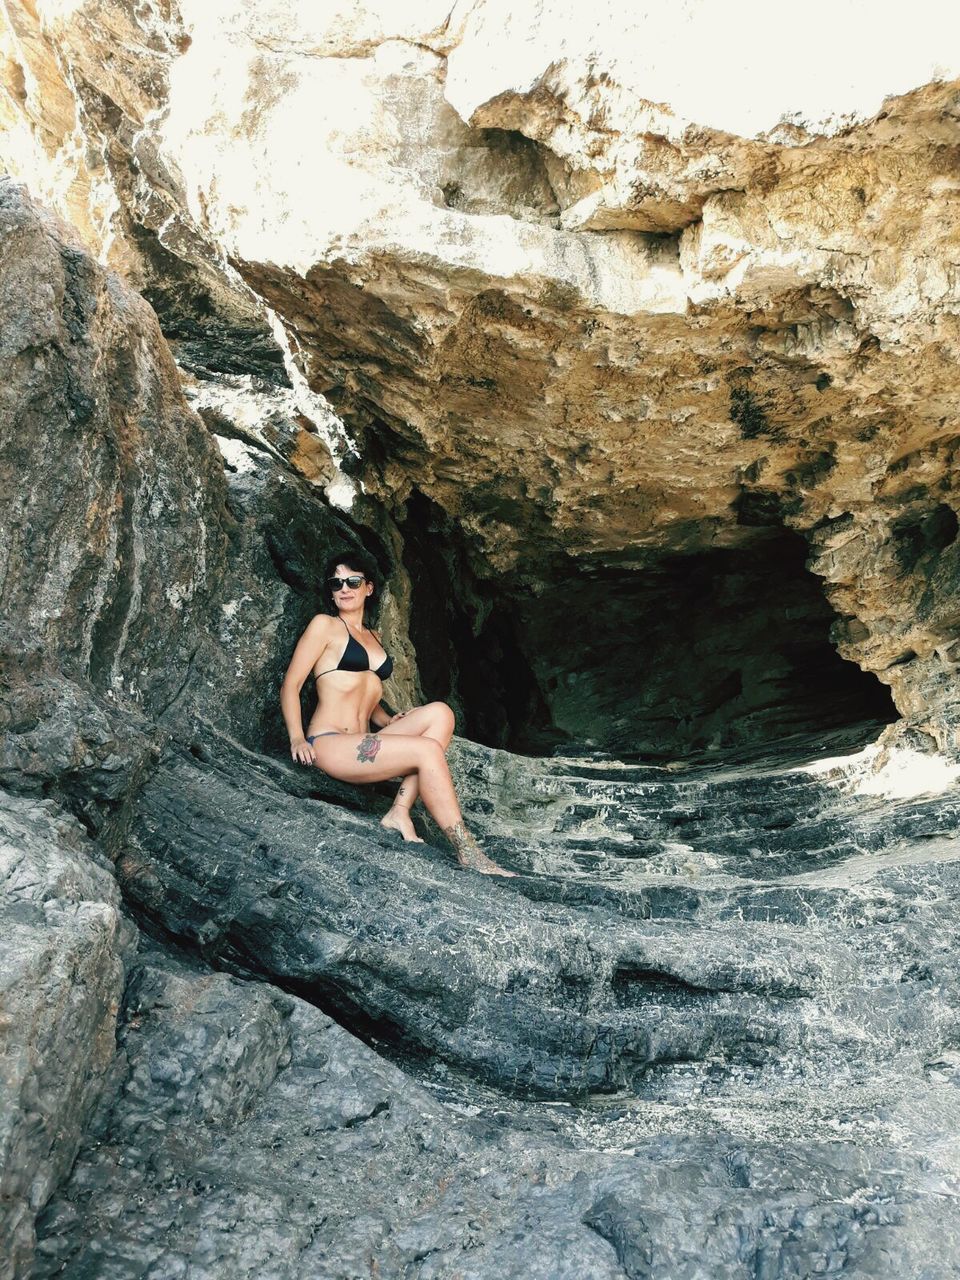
280,548,514,876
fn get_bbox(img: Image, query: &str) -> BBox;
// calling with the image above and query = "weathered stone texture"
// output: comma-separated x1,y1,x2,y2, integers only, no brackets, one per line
0,182,416,1274
32,953,477,1278
110,730,960,1098
0,177,228,716
3,2,960,752
0,179,415,764
6,9,960,1278
0,791,134,1279
24,730,960,1278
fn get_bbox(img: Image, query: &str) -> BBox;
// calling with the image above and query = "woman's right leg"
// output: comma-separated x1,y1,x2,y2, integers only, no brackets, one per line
313,732,459,824
378,702,456,841
310,732,515,875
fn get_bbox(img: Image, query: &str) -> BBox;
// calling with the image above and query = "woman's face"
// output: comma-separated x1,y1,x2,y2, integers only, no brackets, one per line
330,563,373,610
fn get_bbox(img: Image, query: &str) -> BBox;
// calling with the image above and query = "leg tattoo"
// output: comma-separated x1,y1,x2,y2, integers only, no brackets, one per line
380,780,425,843
443,821,517,877
356,734,382,764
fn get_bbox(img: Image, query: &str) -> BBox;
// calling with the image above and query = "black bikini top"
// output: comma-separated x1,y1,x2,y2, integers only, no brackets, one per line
315,618,393,682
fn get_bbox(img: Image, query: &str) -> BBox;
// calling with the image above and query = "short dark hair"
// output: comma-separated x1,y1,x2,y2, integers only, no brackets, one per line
321,546,386,622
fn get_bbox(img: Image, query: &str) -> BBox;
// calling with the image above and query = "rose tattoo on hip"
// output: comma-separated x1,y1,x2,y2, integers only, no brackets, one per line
356,734,382,764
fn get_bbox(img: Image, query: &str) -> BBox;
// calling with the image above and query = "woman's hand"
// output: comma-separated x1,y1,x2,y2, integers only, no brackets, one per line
290,737,315,766
388,711,409,724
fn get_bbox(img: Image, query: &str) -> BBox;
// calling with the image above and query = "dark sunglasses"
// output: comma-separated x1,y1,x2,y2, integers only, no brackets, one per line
327,575,366,591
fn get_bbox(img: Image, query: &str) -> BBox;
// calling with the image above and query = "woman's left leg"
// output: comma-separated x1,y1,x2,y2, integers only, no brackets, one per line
378,701,455,841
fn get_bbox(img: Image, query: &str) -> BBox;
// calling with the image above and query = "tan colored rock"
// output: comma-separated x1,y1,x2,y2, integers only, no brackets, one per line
4,1,960,750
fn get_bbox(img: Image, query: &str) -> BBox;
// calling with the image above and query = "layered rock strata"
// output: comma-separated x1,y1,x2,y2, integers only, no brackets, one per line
1,180,960,1277
22,732,960,1279
28,941,960,1280
0,179,416,762
0,183,407,1269
3,2,960,752
115,729,960,1099
5,8,960,1278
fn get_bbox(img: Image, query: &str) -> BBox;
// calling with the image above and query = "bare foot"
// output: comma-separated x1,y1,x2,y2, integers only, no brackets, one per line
457,848,518,877
381,807,425,843
444,821,518,877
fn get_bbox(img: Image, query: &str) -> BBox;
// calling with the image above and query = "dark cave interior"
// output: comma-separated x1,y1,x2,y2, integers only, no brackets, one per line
402,498,898,761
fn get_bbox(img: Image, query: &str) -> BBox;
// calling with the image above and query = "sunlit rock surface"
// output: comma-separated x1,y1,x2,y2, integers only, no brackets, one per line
5,7,960,1277
113,728,960,1099
3,0,960,752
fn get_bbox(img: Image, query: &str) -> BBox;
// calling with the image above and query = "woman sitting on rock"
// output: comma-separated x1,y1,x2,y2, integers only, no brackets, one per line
281,547,514,876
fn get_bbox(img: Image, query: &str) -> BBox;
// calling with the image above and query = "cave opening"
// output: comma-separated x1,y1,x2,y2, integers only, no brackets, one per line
505,532,899,761
402,499,898,762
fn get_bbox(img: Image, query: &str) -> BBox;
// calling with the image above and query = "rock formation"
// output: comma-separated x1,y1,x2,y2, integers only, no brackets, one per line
4,0,960,754
4,3,960,1277
0,792,133,1276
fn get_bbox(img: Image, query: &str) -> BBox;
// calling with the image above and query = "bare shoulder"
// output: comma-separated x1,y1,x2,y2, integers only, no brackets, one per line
295,613,336,651
306,613,335,633
283,613,336,684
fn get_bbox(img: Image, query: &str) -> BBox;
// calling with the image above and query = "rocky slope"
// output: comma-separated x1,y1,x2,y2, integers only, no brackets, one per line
4,6,960,1277
12,706,960,1276
0,792,133,1277
0,181,396,1271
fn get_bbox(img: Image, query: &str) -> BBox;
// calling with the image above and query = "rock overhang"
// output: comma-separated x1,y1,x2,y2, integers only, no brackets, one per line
4,0,960,756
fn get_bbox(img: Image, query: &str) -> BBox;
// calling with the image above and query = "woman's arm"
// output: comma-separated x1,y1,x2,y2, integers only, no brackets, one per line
370,700,412,730
280,616,329,762
370,702,392,729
